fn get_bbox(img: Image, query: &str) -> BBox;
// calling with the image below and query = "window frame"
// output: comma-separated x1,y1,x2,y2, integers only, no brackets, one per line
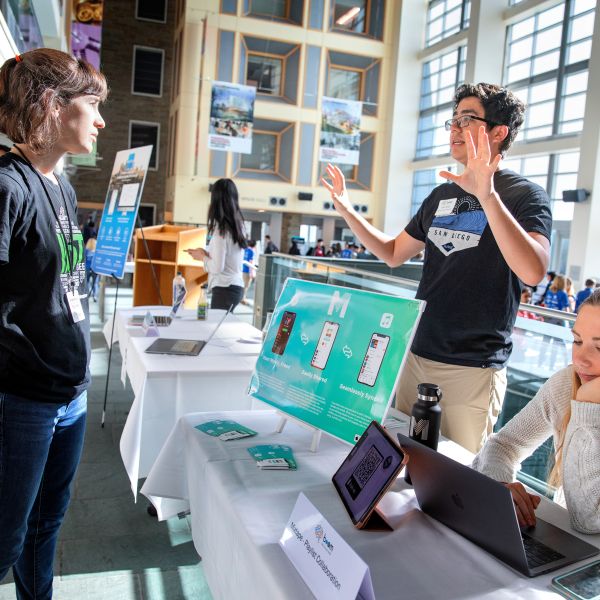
245,50,285,97
129,120,161,171
247,0,291,20
239,129,280,174
327,64,364,102
332,0,370,36
135,0,168,24
131,45,165,98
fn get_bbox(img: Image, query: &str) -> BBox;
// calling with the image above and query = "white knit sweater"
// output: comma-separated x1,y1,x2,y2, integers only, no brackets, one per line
472,366,600,534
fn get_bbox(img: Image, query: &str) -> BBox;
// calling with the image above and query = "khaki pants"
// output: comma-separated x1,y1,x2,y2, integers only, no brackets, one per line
396,352,507,453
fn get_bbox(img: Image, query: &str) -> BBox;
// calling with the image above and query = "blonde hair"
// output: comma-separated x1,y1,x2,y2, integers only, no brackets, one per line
550,274,566,294
548,289,600,487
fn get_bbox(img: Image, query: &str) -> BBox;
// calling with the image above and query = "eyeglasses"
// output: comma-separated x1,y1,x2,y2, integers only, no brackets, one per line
444,115,499,131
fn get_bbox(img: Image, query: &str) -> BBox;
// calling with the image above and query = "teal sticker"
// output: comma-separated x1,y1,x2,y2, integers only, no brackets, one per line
247,444,297,470
195,420,257,440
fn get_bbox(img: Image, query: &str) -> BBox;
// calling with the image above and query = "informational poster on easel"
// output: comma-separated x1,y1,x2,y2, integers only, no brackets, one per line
248,279,424,445
92,145,153,278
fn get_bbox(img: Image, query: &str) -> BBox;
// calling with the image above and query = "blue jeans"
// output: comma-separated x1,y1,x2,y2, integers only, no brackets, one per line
0,391,87,599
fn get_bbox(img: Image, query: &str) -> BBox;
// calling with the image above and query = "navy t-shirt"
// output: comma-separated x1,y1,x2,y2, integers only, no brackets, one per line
0,153,90,403
404,169,552,369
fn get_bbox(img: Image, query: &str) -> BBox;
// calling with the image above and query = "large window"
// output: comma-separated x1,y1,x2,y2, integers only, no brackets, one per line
246,54,283,95
129,121,160,170
505,0,595,140
425,0,470,47
502,151,580,221
410,167,454,216
244,0,304,25
241,132,277,172
132,46,164,97
416,46,466,158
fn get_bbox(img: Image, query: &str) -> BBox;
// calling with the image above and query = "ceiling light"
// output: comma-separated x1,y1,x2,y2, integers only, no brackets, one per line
336,6,361,25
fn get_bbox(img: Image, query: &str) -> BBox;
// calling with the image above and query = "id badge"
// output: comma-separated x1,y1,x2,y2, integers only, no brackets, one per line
66,291,86,323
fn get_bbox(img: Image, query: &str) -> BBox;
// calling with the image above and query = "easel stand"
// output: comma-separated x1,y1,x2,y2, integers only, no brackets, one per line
101,215,164,427
101,275,120,428
275,412,322,452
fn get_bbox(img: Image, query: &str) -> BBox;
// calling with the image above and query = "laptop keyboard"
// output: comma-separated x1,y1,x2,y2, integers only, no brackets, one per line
522,532,565,567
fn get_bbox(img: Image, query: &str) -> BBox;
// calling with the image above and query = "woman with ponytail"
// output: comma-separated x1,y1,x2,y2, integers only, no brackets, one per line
0,49,107,599
472,289,600,533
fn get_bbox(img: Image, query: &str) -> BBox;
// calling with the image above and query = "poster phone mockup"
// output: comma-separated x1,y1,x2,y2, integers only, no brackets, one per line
248,279,424,445
92,145,153,278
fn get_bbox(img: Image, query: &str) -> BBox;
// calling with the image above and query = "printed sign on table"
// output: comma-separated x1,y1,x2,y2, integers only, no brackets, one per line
319,97,362,165
249,279,424,444
92,146,153,278
280,493,375,600
208,81,256,154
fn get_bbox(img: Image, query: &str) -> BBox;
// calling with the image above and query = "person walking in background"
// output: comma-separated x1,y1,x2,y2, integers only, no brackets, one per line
241,239,257,305
288,240,301,255
535,270,556,305
263,234,278,254
0,48,107,598
85,231,99,301
576,278,596,312
544,274,570,313
186,178,247,311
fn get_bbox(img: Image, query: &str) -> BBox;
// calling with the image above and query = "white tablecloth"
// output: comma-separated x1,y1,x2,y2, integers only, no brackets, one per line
141,410,599,599
106,308,264,496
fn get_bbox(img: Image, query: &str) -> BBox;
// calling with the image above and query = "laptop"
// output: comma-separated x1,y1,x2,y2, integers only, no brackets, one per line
129,287,187,327
396,433,599,577
144,308,231,356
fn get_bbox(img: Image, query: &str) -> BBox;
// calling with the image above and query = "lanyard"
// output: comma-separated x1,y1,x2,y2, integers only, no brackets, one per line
13,147,77,288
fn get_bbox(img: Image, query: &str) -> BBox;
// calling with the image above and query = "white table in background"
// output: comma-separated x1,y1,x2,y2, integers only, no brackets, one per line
141,410,600,600
103,308,264,496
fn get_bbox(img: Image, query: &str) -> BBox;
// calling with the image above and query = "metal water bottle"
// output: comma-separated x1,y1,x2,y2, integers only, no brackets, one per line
404,383,442,485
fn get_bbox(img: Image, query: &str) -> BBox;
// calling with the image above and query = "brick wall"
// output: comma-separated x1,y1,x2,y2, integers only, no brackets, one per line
70,0,175,225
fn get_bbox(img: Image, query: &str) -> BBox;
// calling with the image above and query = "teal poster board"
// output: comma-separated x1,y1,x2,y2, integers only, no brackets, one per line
249,279,424,444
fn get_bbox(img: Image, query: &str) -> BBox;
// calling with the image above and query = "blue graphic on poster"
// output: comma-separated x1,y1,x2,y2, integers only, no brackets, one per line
249,279,425,444
92,145,153,278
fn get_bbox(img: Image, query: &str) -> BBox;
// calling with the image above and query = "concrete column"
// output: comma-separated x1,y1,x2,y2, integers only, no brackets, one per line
268,212,283,249
464,0,506,85
566,15,600,285
321,216,336,245
281,213,302,253
381,1,426,235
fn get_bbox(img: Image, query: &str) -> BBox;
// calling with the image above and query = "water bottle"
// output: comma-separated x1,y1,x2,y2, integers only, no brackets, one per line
197,284,208,320
172,272,186,305
404,383,442,485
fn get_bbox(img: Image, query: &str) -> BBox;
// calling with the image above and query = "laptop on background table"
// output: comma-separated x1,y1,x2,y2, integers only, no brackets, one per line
397,433,598,577
144,307,232,356
129,287,187,327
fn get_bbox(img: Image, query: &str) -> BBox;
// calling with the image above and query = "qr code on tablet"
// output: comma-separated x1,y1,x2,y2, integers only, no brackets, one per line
353,446,383,487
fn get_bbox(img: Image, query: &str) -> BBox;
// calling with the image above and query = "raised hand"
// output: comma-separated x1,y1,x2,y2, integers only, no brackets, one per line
439,126,502,203
320,164,354,214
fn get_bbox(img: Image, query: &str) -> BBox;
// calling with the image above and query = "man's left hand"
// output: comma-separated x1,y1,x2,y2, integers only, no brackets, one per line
439,126,502,203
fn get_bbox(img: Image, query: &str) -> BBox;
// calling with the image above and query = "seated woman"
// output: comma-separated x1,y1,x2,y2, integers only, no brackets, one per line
472,289,600,534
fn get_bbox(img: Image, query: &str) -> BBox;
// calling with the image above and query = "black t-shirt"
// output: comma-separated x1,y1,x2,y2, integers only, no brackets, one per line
0,153,90,403
404,169,552,368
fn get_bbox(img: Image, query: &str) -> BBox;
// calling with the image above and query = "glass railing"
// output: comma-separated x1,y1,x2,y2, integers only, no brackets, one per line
1,0,44,52
255,253,576,497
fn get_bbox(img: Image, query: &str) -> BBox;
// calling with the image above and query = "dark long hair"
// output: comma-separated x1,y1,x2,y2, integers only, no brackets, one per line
207,179,247,248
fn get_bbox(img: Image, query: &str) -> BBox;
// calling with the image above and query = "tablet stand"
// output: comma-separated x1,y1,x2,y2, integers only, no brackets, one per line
275,412,322,452
362,507,393,531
